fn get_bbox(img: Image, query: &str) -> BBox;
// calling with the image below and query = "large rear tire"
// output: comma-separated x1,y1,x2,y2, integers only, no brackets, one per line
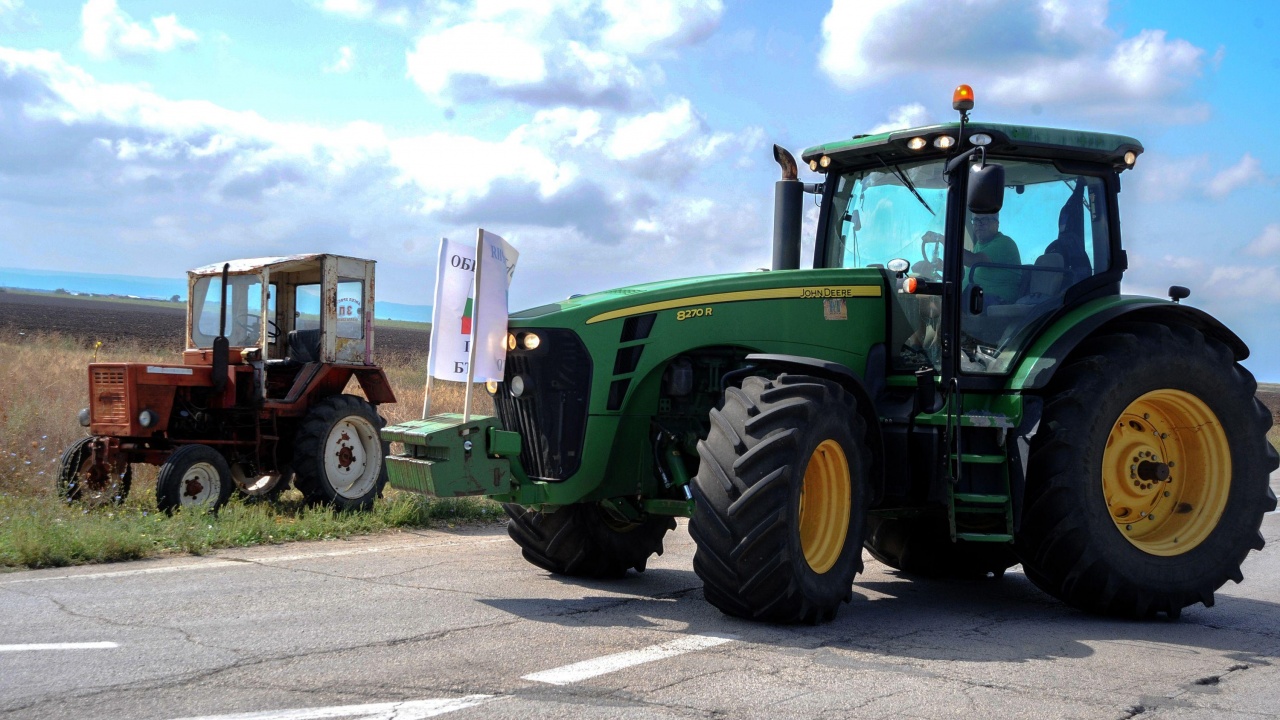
57,437,131,506
1017,323,1278,618
503,503,676,579
689,374,871,624
156,444,233,513
864,515,1017,579
293,394,388,510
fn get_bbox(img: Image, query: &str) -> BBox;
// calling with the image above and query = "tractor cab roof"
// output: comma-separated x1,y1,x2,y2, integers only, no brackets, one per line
187,253,375,278
801,122,1143,172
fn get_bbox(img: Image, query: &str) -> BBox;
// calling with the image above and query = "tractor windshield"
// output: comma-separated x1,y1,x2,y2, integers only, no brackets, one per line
190,273,266,349
822,158,949,272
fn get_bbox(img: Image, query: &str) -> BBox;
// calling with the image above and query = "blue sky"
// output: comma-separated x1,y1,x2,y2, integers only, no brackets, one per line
1,1,1278,379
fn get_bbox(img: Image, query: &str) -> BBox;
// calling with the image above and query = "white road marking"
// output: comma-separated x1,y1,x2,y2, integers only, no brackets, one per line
0,538,507,586
522,633,737,686
0,642,118,652
166,695,495,720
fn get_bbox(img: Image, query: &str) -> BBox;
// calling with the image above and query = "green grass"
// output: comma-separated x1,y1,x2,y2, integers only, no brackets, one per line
0,491,504,570
375,318,431,331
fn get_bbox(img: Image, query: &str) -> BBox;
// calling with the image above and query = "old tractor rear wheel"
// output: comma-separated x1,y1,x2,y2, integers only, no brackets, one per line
57,437,131,506
156,444,233,513
690,374,871,624
292,394,388,510
864,515,1016,579
1018,323,1278,618
503,503,677,579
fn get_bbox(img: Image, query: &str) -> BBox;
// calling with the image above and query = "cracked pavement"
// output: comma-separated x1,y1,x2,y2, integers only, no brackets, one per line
2,472,1279,719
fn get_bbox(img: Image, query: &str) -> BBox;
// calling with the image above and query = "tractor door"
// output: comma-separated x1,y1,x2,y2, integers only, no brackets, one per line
948,160,1115,379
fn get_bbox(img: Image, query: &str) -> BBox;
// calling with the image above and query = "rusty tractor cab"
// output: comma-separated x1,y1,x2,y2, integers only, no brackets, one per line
60,253,397,512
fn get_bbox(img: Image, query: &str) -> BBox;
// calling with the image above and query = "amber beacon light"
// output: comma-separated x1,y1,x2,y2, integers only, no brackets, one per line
952,84,975,112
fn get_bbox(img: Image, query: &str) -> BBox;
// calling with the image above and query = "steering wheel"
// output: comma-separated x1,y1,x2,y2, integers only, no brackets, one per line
266,319,280,342
914,230,944,278
231,316,260,345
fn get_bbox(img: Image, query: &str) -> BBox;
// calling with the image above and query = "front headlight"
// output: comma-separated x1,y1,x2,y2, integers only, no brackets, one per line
485,380,499,395
138,409,157,428
78,408,91,427
510,375,529,397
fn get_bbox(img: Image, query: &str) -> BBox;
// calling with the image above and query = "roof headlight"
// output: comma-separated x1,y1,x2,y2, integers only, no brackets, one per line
933,135,956,149
819,155,832,168
808,159,819,171
969,133,992,146
1123,151,1137,166
906,137,927,151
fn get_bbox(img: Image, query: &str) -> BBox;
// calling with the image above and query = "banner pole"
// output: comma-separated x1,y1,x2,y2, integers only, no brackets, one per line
421,373,434,419
462,228,485,424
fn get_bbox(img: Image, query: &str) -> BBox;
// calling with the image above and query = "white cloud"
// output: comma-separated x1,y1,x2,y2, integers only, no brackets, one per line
405,0,722,108
1244,224,1280,258
80,0,198,60
0,0,22,15
819,0,1207,120
0,47,763,308
314,0,411,25
325,46,355,74
867,103,928,135
1207,153,1266,199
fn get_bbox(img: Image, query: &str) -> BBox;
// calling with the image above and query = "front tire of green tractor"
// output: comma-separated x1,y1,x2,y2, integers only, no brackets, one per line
503,503,677,578
1018,323,1279,618
292,394,388,511
689,374,871,624
864,515,1016,579
57,436,131,506
156,444,233,513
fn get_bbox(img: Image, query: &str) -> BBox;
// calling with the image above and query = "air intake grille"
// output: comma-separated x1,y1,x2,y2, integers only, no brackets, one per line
493,329,591,481
91,367,128,423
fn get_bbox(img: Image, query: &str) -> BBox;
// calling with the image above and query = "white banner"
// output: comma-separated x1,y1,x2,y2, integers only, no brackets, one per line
426,232,518,383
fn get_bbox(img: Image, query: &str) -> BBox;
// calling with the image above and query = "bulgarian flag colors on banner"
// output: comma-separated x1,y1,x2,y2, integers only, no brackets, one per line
426,232,519,384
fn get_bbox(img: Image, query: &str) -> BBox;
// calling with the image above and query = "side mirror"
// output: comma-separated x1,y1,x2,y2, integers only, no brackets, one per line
968,163,1005,214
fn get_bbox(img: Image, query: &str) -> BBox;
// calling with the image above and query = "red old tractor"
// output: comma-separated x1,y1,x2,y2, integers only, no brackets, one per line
60,253,397,512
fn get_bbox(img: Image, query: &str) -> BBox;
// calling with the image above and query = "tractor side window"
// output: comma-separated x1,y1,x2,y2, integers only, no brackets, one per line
960,162,1111,374
296,284,322,331
336,280,363,340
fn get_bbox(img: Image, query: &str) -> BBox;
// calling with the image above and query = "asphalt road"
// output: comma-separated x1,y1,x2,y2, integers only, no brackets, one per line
3,471,1279,720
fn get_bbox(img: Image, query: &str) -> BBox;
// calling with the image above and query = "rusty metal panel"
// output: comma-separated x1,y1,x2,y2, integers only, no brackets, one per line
321,256,338,363
90,365,128,424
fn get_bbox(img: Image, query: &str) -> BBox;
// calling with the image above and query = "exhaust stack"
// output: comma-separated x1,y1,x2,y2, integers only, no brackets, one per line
771,145,802,271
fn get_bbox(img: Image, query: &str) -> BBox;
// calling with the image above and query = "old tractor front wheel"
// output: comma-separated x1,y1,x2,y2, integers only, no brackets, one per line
503,503,677,578
292,394,388,510
690,374,871,624
156,444,233,513
1018,323,1278,618
57,437,131,506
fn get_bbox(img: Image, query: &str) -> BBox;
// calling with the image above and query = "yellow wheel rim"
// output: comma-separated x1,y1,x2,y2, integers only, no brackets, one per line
1101,389,1231,556
798,439,851,573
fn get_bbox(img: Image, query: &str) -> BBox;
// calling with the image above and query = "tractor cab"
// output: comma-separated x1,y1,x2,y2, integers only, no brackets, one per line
186,254,378,399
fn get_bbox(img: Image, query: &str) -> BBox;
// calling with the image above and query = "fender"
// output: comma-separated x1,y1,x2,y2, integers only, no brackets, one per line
743,353,886,503
1011,297,1249,392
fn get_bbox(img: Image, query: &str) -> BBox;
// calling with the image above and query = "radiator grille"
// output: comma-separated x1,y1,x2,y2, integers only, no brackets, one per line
91,367,128,424
494,329,591,481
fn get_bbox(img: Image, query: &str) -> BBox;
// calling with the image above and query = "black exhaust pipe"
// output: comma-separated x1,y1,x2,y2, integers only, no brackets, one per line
771,145,802,270
212,263,229,394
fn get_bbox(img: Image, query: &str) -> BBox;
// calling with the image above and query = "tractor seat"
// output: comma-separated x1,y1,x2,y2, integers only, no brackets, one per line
986,253,1067,321
286,329,322,364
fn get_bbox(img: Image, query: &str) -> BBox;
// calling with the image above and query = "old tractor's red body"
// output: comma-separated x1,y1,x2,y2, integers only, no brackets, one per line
62,253,398,511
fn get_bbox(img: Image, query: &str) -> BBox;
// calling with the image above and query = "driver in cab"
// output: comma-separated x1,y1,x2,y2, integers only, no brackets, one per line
964,212,1020,304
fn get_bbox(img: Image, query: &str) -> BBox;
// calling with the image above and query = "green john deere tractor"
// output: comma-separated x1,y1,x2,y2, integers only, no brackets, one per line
383,87,1278,623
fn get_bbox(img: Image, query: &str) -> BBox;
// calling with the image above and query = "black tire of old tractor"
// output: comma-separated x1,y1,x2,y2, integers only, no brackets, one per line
864,515,1017,579
689,374,872,624
1017,323,1279,618
156,444,234,513
292,394,388,511
57,436,131,506
503,503,677,578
